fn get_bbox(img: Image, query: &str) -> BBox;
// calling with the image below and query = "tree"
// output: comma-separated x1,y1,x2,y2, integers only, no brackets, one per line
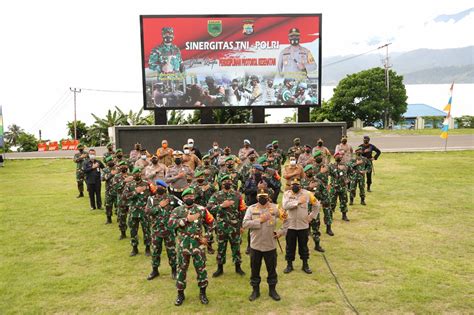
329,67,407,128
4,124,24,146
455,115,474,128
66,120,88,140
17,132,38,152
310,100,334,122
212,108,252,124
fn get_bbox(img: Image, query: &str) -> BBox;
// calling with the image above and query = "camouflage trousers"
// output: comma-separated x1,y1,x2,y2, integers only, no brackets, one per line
331,187,348,213
309,213,321,242
176,246,208,290
105,192,117,217
216,225,242,265
76,169,84,192
128,215,150,247
117,205,129,233
350,176,366,199
151,231,176,269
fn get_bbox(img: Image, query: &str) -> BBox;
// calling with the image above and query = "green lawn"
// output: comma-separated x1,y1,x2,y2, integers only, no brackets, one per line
1,152,473,313
348,128,474,136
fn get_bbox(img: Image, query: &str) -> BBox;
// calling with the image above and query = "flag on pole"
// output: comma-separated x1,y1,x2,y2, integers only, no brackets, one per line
440,83,453,139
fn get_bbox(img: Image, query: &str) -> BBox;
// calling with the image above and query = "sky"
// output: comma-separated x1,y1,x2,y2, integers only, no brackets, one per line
0,0,473,141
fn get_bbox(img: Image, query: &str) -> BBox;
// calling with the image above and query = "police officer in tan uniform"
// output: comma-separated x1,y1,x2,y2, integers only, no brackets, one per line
278,28,317,77
165,151,193,199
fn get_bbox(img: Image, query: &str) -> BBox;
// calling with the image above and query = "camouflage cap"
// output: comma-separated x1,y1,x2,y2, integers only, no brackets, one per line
194,169,204,177
181,187,195,197
313,150,322,158
304,164,314,172
131,167,141,174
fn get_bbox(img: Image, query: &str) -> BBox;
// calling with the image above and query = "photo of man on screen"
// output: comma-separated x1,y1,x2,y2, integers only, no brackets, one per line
277,28,317,79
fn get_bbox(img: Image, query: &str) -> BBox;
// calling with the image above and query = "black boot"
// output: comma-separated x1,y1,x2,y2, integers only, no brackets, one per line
249,286,260,301
361,197,366,205
212,264,224,278
342,212,350,222
245,246,250,255
105,216,112,225
302,260,312,274
326,224,334,236
269,285,281,301
174,290,185,306
147,267,159,280
171,267,177,280
349,196,354,205
130,245,138,257
119,231,126,240
77,183,84,198
283,261,293,274
235,263,245,276
145,245,151,257
207,244,215,255
367,184,371,192
76,192,84,198
314,241,325,253
199,287,209,304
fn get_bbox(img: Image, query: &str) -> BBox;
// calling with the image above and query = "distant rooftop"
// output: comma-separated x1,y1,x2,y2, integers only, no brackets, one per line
404,103,447,118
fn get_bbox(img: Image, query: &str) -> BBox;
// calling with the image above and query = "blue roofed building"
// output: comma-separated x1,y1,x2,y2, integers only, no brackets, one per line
395,103,454,130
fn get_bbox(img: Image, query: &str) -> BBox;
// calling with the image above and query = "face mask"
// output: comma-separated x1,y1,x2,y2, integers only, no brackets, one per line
305,149,311,153
307,173,313,178
267,150,273,154
156,187,166,195
174,158,182,165
342,140,347,144
184,149,190,155
223,183,232,190
336,158,342,163
141,155,147,160
291,185,300,193
188,143,194,148
197,178,205,184
224,151,230,155
290,160,296,166
134,175,141,181
290,36,300,46
121,167,128,173
364,140,369,144
226,164,233,169
107,162,114,168
213,145,218,150
317,142,323,146
258,197,268,205
315,157,323,163
162,143,168,148
184,198,194,206
89,154,96,160
108,148,113,152
151,159,158,164
79,149,84,153
204,161,210,166
294,142,300,146
273,145,278,149
135,146,141,151
249,157,256,162
117,154,123,158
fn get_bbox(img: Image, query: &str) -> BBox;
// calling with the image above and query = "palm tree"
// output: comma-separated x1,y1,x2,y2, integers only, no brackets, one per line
4,124,24,146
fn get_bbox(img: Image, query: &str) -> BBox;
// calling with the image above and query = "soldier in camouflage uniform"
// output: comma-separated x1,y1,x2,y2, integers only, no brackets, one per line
287,137,303,160
123,167,152,256
272,140,286,173
217,156,242,191
259,156,282,203
239,151,258,187
330,153,350,221
348,147,368,206
113,161,132,239
145,180,177,281
314,154,334,234
207,175,247,277
102,156,118,224
191,169,217,254
168,188,214,306
262,144,280,171
194,154,219,185
102,142,115,163
73,144,88,198
149,27,183,74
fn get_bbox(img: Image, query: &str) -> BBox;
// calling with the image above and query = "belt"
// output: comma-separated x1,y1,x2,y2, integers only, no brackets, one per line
170,187,185,193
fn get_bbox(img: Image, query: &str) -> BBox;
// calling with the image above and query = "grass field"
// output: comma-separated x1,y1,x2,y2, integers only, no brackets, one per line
1,152,473,314
348,128,474,136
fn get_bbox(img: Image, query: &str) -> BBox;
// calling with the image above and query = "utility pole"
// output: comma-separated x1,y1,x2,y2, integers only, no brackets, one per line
378,43,392,129
39,130,42,142
69,87,81,140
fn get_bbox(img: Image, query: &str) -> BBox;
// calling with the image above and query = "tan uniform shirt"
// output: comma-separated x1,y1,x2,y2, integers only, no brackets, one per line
144,163,167,182
182,153,201,170
297,152,314,167
243,202,288,252
134,159,150,174
238,147,258,163
282,164,305,190
335,143,353,164
156,147,174,167
312,146,331,164
282,189,319,230
165,164,193,192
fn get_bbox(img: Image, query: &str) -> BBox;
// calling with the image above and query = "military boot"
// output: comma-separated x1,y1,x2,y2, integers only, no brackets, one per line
171,266,177,280
314,241,325,253
207,244,215,255
249,286,260,301
367,184,371,192
119,231,126,240
212,264,224,278
361,197,366,205
130,245,138,257
145,245,151,257
349,196,354,205
326,224,334,236
199,287,209,304
342,212,350,222
147,267,159,280
302,260,312,274
235,263,245,276
283,261,293,274
174,290,185,306
269,285,281,301
105,216,112,224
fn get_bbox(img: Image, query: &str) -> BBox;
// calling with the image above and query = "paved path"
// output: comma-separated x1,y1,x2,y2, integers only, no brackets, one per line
3,134,473,159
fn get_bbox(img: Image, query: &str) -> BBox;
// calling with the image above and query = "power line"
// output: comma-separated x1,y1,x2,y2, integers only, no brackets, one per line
31,90,72,131
81,88,141,93
323,47,384,68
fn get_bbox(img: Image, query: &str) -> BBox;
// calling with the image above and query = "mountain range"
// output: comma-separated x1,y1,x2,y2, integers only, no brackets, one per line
322,46,474,85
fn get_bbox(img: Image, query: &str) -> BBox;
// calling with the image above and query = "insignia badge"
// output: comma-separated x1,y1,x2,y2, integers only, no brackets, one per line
208,20,222,37
242,20,254,35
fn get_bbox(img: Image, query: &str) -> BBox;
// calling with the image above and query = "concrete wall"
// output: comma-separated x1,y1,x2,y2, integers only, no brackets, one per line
114,122,346,155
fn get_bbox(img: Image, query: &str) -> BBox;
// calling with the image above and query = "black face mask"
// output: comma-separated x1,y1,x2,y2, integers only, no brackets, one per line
174,158,182,165
197,179,205,184
108,148,113,152
117,154,123,159
121,167,128,173
184,198,194,206
249,157,256,162
156,187,166,195
134,175,141,181
226,164,233,169
307,173,313,178
258,197,268,205
224,151,230,155
294,142,300,146
273,145,278,149
291,185,300,193
336,158,342,163
364,140,369,144
223,183,232,190
317,142,323,146
151,159,158,164
107,162,115,168
315,157,323,163
305,149,311,153
204,161,210,165
79,149,84,153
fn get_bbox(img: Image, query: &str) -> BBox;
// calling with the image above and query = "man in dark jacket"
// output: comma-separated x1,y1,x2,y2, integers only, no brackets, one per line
359,136,381,192
83,149,105,210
